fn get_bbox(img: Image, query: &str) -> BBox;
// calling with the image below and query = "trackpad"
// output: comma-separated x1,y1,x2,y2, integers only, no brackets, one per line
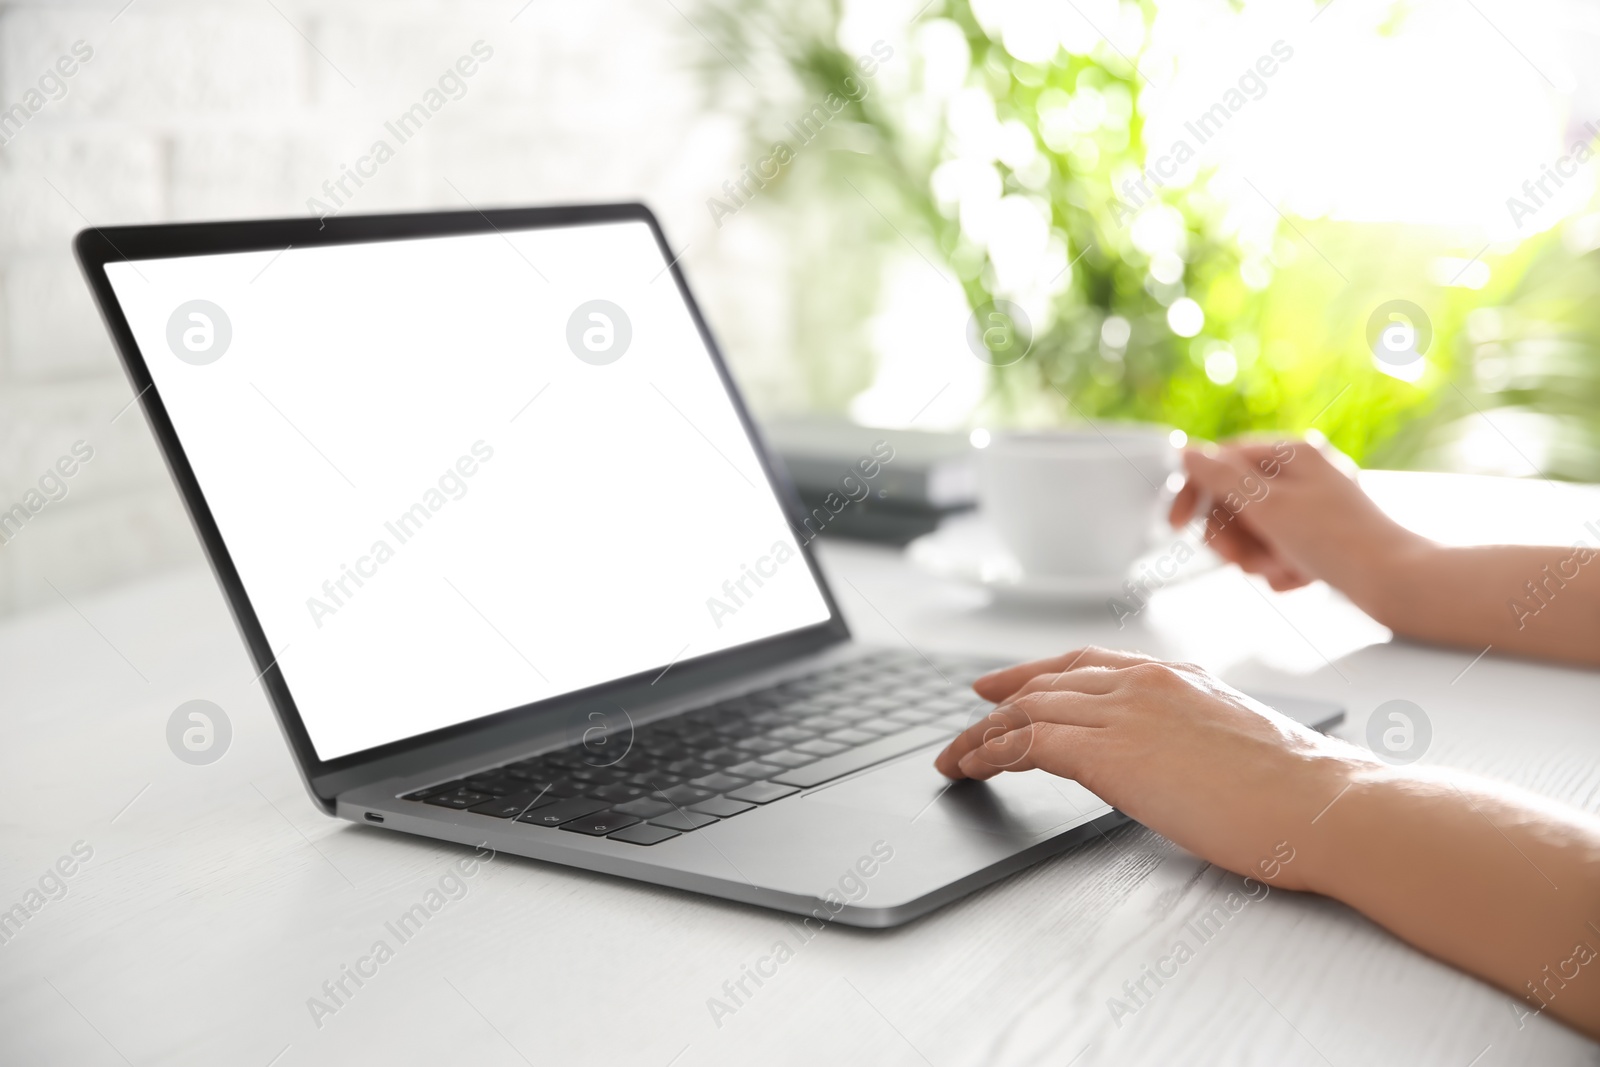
803,746,1111,837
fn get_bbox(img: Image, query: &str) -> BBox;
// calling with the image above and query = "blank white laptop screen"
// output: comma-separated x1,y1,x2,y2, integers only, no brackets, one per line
104,220,833,761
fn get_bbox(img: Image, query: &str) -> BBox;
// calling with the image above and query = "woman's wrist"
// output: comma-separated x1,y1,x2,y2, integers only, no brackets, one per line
1294,762,1407,900
1325,521,1439,628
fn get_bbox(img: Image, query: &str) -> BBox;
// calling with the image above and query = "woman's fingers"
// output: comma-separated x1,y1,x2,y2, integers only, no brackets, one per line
1221,440,1293,469
933,702,1039,777
1205,521,1307,588
973,646,1159,702
1169,477,1202,527
936,684,1113,778
1002,666,1125,702
1203,516,1276,570
1179,448,1255,499
1264,567,1312,591
1166,447,1299,582
955,720,1100,781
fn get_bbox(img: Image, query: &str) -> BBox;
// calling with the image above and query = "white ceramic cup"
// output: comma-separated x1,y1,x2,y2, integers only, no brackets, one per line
977,426,1180,578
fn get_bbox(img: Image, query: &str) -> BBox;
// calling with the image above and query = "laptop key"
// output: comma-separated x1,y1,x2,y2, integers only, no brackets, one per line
609,823,681,846
734,737,786,754
726,759,782,779
650,809,720,832
568,766,630,784
801,715,852,731
614,797,675,819
561,810,642,836
825,728,879,746
761,749,817,769
766,726,816,744
425,789,492,809
688,772,749,793
794,739,848,757
675,731,718,748
628,771,683,788
690,796,756,818
665,759,718,778
725,781,800,804
710,720,764,740
512,779,581,798
516,797,607,827
592,783,652,804
468,793,559,819
653,785,714,806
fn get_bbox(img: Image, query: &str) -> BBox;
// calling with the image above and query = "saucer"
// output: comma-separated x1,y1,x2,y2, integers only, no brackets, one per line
906,513,1214,605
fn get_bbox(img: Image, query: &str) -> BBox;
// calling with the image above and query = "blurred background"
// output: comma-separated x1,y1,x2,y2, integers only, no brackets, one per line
3,0,1600,617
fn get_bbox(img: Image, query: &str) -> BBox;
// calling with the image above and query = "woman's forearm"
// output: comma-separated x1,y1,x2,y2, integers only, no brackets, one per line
1341,541,1600,667
1302,765,1600,1035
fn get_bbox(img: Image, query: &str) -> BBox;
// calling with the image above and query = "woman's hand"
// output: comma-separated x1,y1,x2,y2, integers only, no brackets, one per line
933,646,1382,891
1169,439,1427,596
1172,438,1600,665
935,647,1600,1037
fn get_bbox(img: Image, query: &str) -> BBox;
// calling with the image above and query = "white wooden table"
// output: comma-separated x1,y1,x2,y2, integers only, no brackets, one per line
3,471,1598,1067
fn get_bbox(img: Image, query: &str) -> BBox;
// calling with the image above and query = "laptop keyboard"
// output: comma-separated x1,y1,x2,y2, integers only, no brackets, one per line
399,649,998,845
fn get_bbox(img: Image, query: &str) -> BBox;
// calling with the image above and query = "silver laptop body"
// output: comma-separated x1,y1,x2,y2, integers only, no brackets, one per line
78,203,1339,927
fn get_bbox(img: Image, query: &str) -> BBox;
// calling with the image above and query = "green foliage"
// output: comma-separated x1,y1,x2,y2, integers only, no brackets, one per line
694,0,1599,474
1439,229,1600,480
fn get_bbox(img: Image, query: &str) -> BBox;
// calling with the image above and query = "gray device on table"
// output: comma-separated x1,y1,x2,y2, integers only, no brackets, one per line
77,203,1345,928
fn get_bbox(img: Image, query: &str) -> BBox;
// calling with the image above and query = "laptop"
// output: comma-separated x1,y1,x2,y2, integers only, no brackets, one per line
76,203,1343,927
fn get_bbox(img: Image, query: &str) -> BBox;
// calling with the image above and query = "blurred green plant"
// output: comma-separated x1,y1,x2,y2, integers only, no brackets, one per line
1430,225,1600,480
694,0,1600,475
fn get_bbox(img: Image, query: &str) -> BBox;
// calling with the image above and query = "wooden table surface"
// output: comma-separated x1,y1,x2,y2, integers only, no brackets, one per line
3,471,1598,1066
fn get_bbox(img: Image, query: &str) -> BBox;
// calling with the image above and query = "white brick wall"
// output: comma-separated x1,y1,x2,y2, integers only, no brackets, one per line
0,0,805,616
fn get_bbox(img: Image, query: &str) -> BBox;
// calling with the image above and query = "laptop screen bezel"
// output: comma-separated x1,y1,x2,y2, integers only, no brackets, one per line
75,202,853,806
